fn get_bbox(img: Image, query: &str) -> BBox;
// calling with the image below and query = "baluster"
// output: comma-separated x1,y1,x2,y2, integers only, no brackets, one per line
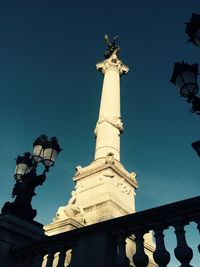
173,222,193,267
46,249,55,267
153,227,170,267
65,249,72,266
68,246,76,267
132,230,149,267
194,217,200,253
113,232,129,267
57,247,67,267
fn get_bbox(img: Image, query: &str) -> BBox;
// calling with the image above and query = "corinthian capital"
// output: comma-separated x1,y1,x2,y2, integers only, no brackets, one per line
96,51,129,75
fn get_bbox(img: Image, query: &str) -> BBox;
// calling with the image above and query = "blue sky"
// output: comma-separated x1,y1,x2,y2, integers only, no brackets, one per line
0,1,200,265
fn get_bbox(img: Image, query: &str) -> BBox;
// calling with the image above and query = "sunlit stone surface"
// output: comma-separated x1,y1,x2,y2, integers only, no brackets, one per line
45,47,157,266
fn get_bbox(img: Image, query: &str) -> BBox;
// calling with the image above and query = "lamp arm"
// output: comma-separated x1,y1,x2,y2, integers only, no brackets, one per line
44,166,49,173
34,172,46,186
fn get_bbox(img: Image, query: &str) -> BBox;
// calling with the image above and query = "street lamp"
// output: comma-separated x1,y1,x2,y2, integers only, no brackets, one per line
170,61,200,114
32,135,61,168
171,13,200,156
1,135,62,222
185,13,200,47
170,13,200,115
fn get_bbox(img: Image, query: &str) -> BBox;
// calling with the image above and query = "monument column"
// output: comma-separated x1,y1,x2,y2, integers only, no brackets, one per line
94,50,129,161
45,36,138,230
45,35,156,267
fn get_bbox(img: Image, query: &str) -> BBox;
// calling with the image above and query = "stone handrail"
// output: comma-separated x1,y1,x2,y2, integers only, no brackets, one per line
13,196,200,266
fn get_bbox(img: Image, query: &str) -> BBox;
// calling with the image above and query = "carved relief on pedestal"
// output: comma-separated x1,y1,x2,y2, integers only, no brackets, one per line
113,177,131,195
103,171,115,179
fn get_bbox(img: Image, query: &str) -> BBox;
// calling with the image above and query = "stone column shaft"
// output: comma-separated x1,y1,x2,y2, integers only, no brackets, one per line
99,69,120,118
94,52,129,161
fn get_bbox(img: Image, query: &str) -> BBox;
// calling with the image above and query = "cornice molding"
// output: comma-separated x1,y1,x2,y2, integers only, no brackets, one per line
73,160,138,189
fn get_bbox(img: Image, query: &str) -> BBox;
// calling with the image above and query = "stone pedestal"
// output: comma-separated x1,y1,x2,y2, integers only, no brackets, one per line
47,158,137,232
45,217,84,236
72,230,113,267
72,159,138,225
0,214,44,267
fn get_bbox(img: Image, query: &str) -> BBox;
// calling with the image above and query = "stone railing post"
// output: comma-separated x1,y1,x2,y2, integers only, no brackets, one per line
132,230,149,267
45,249,56,267
113,231,129,267
56,246,67,267
12,196,200,267
68,246,76,267
153,226,170,267
173,221,193,266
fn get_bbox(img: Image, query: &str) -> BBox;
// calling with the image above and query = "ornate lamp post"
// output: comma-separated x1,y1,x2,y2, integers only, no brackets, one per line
1,135,62,222
170,13,200,115
170,61,200,114
170,13,200,156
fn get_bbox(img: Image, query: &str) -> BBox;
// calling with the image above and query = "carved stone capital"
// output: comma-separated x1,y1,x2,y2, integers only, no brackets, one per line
96,51,129,75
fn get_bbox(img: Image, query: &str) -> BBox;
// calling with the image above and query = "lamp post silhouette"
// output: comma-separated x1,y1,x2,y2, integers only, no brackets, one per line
1,135,62,222
170,13,200,156
170,61,200,115
170,14,200,114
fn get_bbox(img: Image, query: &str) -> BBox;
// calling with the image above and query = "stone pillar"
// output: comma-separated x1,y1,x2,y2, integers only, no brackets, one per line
94,51,129,161
0,214,44,267
72,230,113,267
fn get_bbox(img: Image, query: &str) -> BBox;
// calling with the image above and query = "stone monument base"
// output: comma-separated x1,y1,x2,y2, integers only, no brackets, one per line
44,217,85,236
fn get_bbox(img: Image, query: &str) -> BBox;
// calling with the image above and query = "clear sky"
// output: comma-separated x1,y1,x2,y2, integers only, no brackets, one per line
0,0,200,265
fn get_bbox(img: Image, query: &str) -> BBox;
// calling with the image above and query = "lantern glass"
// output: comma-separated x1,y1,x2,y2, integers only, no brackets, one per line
175,70,198,97
195,28,200,47
32,144,44,162
43,148,58,167
14,163,31,181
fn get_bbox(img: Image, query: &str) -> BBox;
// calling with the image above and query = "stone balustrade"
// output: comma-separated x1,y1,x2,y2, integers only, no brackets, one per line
13,196,200,267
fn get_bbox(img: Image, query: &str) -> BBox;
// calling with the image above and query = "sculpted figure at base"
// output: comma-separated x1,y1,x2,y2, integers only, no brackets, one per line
54,189,85,224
